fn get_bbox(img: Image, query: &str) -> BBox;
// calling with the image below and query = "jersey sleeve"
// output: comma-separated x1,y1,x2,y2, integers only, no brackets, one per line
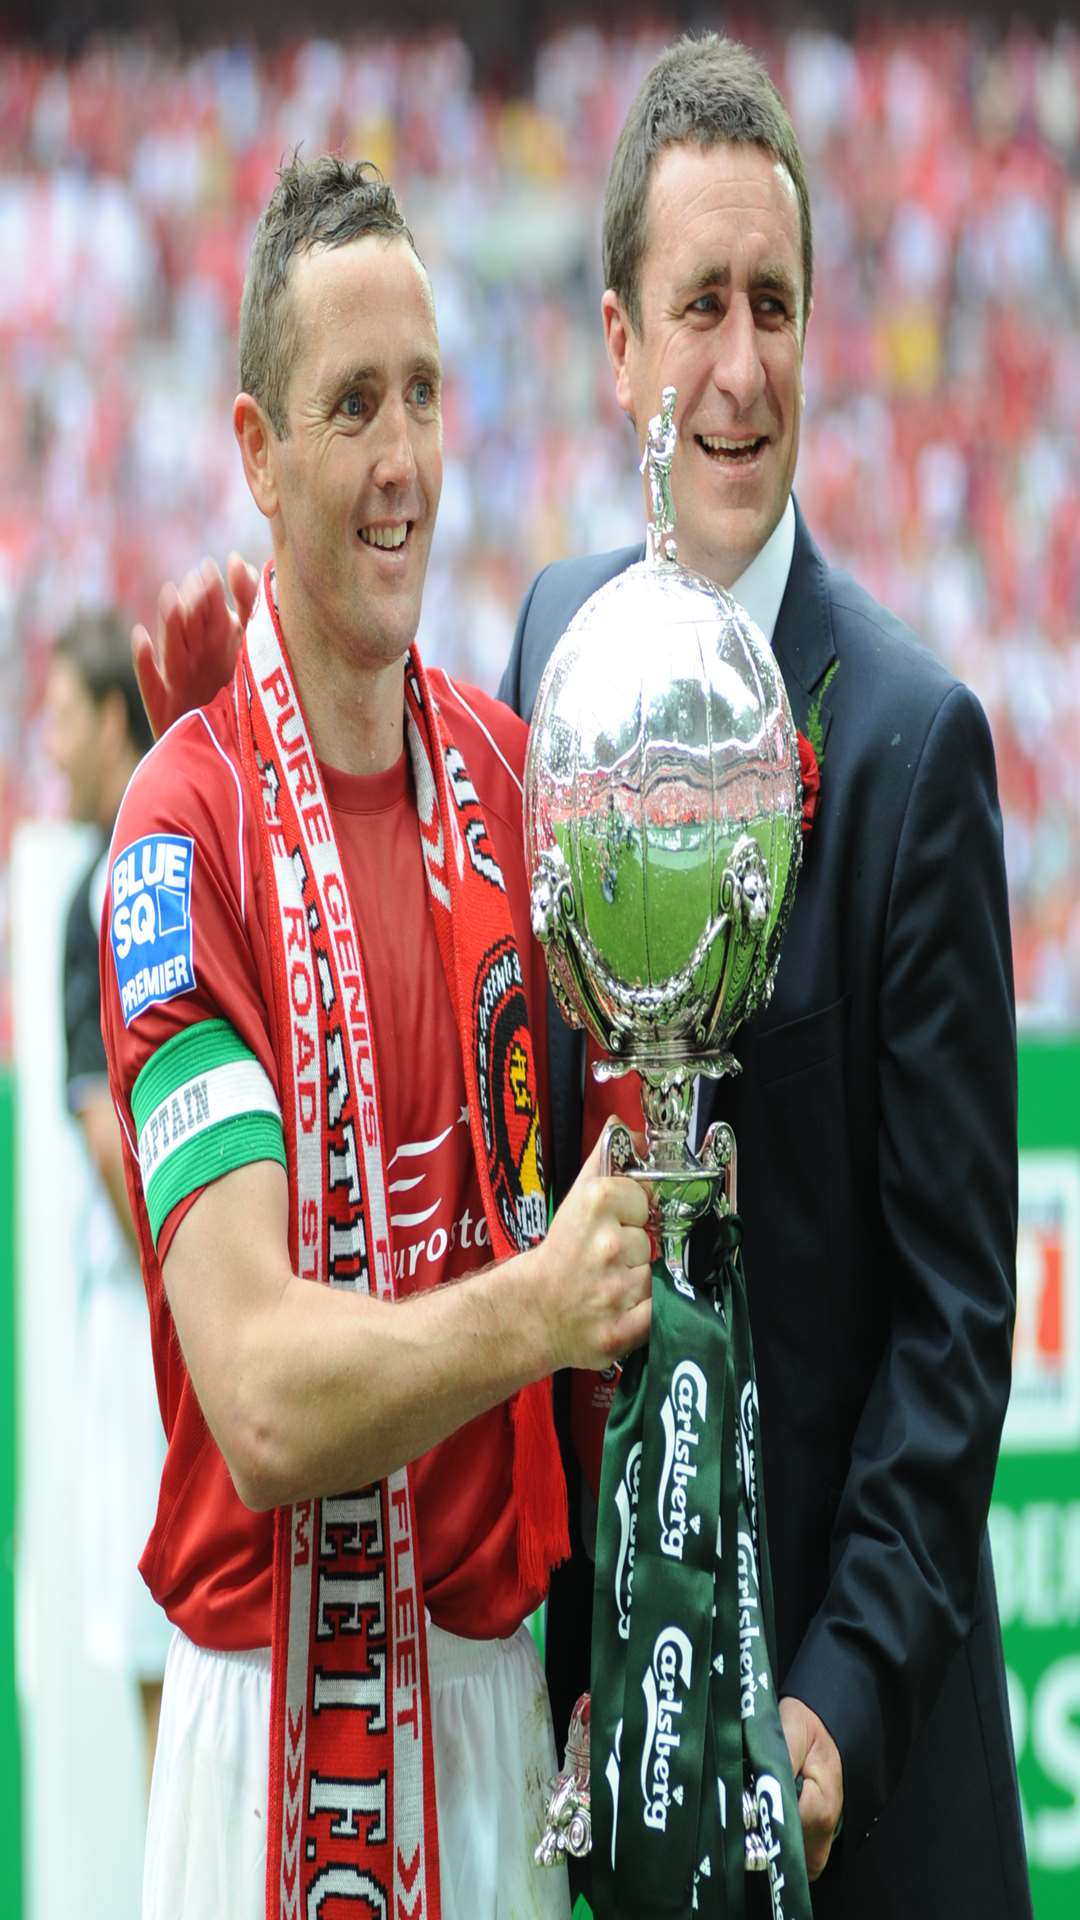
100,711,286,1256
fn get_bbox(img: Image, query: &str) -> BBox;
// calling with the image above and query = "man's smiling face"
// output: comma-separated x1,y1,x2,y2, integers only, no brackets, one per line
603,139,808,588
266,233,443,673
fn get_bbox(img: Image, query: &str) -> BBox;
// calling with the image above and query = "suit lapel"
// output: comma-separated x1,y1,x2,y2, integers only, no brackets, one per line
699,502,837,1139
770,499,838,760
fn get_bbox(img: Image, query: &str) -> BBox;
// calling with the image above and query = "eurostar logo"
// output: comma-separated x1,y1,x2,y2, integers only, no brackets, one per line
387,1108,469,1231
386,1107,489,1286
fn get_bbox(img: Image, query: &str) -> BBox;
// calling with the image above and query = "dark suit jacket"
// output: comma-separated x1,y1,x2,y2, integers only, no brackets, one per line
500,502,1031,1917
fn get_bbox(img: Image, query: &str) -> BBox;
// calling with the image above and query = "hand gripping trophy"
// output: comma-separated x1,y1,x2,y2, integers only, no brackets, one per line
527,388,813,1919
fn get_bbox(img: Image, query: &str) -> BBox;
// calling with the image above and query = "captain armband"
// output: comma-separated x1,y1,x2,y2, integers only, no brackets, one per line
131,1018,285,1244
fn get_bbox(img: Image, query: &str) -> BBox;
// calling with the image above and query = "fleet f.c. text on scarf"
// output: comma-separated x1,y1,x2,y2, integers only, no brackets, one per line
236,567,568,1920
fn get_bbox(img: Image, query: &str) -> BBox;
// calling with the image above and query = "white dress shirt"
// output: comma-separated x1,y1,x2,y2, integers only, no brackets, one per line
728,494,796,645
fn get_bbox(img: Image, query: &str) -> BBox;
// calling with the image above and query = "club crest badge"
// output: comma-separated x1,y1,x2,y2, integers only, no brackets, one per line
472,935,546,1250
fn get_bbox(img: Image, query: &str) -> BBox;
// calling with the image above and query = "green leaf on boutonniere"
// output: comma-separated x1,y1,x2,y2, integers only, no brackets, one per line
805,659,839,767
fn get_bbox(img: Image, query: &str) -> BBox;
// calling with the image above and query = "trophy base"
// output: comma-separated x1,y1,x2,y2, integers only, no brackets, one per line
534,1693,770,1873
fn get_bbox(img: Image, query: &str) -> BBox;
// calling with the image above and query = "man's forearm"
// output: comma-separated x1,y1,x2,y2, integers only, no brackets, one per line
163,1148,651,1513
219,1247,555,1510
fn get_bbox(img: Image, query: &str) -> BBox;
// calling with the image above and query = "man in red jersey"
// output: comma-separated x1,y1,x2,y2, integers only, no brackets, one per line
100,155,651,1920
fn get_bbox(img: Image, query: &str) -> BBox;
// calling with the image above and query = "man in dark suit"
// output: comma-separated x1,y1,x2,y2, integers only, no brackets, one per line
499,32,1030,1919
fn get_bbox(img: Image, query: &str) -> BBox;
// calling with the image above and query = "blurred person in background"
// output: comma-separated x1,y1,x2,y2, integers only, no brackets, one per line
44,610,168,1797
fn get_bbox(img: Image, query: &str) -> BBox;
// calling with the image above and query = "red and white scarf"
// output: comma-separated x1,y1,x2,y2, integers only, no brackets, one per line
236,568,568,1920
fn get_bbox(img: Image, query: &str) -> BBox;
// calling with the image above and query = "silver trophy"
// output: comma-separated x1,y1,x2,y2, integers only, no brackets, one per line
528,385,803,1870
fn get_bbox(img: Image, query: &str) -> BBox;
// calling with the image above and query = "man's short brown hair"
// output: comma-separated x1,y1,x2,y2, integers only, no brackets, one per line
239,154,416,436
602,34,813,334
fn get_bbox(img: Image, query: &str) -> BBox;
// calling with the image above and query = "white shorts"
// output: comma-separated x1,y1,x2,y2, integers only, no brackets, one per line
144,1621,571,1920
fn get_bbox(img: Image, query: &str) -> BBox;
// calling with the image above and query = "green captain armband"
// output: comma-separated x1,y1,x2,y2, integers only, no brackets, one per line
131,1019,286,1245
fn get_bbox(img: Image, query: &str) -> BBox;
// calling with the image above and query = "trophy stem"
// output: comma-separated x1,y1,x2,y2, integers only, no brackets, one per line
640,1071,723,1284
638,1069,695,1147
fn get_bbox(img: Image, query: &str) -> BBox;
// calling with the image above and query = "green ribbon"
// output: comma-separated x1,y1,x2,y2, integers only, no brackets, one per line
590,1215,812,1918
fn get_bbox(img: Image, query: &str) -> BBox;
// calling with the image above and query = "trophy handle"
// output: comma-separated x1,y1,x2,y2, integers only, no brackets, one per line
598,1113,739,1287
700,1119,738,1214
535,1689,771,1873
597,1116,645,1180
534,1692,593,1868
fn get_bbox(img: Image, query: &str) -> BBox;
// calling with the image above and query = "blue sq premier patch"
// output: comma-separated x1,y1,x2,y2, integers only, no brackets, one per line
110,834,196,1027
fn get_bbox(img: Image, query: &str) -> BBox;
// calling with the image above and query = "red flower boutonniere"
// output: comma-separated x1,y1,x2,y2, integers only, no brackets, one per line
798,660,839,841
797,731,821,837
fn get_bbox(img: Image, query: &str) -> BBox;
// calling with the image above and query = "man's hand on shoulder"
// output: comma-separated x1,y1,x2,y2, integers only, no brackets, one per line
780,1694,844,1881
133,552,259,740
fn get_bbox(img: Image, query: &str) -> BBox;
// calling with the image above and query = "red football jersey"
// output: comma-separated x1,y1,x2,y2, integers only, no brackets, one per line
101,670,552,1649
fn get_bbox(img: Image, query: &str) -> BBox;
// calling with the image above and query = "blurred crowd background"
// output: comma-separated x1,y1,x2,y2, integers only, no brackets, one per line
1,12,1079,1045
